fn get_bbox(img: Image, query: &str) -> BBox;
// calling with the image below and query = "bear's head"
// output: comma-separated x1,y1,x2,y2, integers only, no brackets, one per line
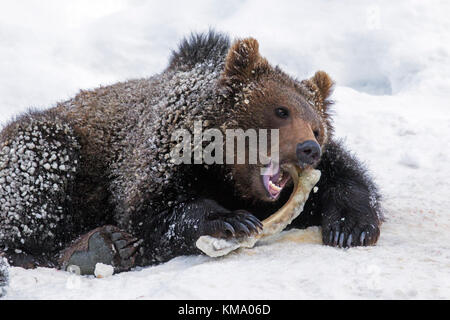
217,38,334,203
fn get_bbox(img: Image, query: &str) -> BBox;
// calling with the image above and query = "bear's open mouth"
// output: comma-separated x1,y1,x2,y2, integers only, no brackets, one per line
262,165,291,199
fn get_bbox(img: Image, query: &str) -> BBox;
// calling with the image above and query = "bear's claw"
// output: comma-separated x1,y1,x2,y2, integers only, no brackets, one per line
323,220,380,248
202,210,263,239
59,225,143,275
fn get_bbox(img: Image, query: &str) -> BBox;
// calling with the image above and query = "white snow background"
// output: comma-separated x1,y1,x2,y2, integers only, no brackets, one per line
1,0,450,299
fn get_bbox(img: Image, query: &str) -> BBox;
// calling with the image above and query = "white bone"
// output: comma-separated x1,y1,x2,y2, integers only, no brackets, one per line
196,166,321,257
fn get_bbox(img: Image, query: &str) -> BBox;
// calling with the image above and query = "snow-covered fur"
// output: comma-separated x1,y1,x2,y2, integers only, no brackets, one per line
0,31,382,280
0,257,8,297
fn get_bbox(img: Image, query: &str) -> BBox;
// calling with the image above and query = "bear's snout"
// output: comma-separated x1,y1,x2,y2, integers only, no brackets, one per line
296,140,321,166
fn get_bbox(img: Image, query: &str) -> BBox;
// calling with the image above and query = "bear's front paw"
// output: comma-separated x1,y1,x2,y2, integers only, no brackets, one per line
201,210,263,239
59,225,143,275
322,215,380,248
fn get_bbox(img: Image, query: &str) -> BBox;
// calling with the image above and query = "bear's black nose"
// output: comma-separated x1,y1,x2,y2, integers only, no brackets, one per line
296,140,321,166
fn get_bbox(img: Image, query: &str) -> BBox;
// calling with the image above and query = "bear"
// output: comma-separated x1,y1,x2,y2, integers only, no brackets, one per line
0,257,7,297
0,31,382,278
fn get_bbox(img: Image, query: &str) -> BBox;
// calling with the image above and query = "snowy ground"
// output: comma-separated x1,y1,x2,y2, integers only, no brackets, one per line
1,1,449,299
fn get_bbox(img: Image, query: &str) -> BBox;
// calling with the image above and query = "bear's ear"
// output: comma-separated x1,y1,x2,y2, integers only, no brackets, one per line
222,38,268,83
310,71,334,101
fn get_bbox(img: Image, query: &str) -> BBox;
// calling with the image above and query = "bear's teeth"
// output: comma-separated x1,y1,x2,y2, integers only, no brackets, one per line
276,171,284,183
269,181,282,192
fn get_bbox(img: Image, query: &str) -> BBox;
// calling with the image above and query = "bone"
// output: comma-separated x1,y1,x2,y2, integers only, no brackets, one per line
196,166,321,257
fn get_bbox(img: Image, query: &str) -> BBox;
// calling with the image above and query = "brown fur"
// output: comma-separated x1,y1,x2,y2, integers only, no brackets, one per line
311,70,335,103
0,31,382,275
216,38,330,203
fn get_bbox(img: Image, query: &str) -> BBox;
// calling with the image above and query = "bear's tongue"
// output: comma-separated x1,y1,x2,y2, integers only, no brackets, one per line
262,166,290,199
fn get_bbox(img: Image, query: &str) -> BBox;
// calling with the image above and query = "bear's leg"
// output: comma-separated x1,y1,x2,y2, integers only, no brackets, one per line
138,199,263,264
292,139,382,247
58,225,143,275
59,199,262,272
0,112,81,267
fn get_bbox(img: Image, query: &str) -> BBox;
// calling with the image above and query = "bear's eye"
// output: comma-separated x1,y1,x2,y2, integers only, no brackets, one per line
275,107,289,119
313,130,320,139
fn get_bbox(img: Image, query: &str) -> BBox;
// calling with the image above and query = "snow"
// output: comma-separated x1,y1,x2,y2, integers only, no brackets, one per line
1,0,450,299
94,263,114,278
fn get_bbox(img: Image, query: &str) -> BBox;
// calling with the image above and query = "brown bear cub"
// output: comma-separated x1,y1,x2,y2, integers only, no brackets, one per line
0,31,382,276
